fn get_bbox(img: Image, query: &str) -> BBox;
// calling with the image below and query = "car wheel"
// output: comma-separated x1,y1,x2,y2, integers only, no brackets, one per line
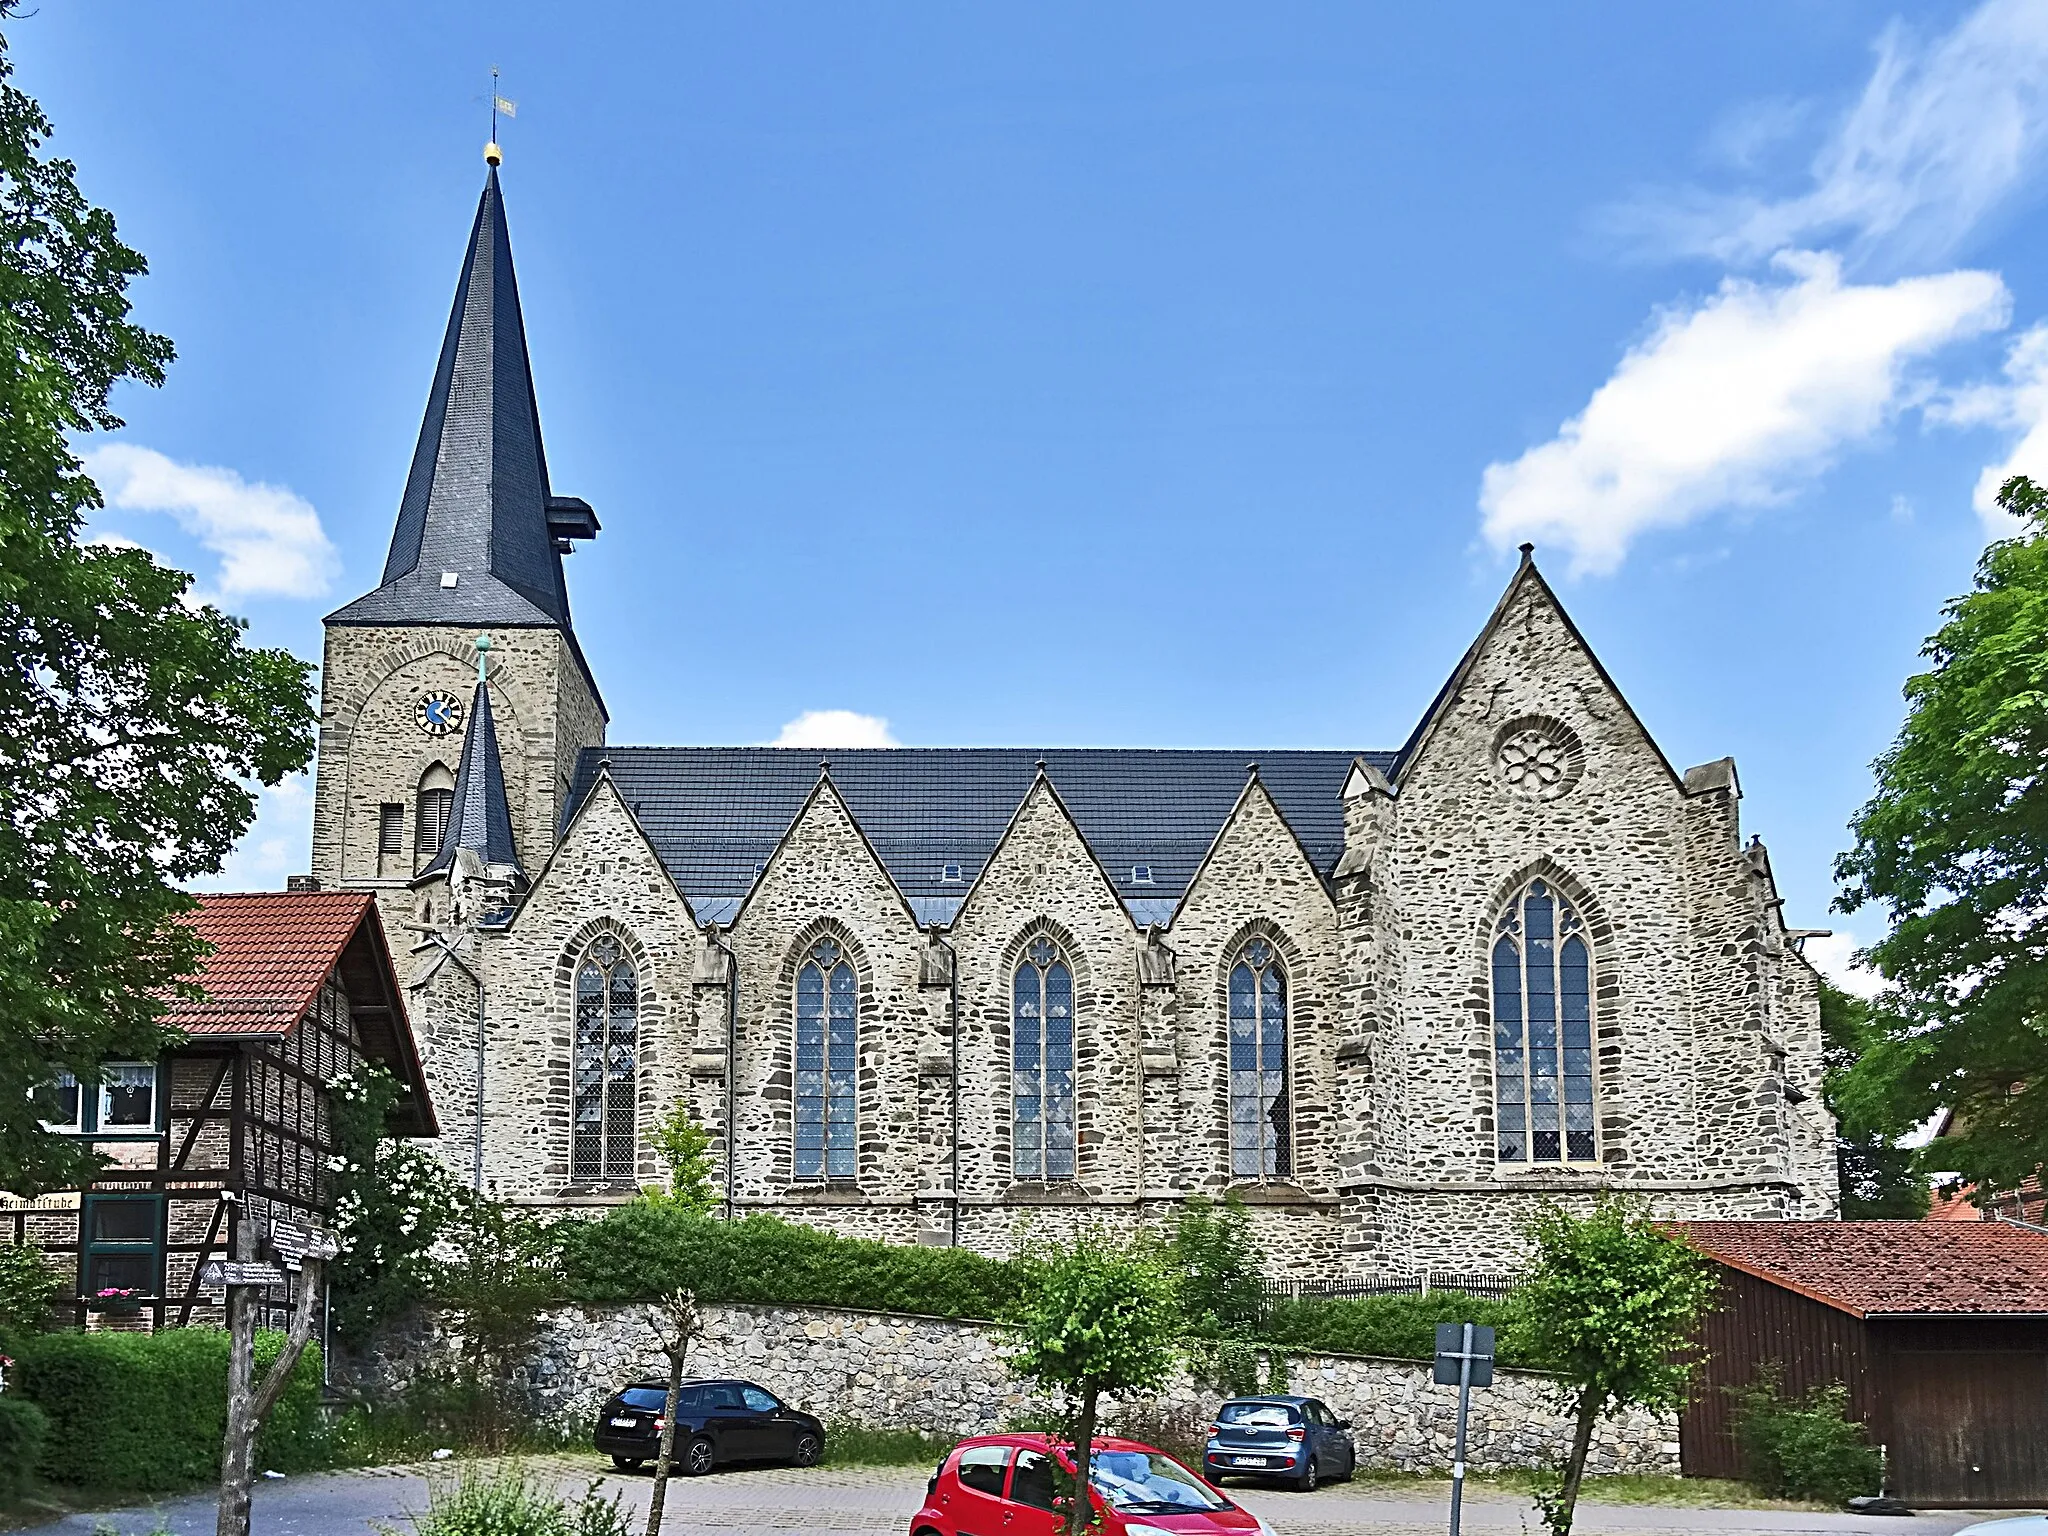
792,1432,823,1467
609,1455,644,1472
1294,1456,1320,1493
682,1436,717,1476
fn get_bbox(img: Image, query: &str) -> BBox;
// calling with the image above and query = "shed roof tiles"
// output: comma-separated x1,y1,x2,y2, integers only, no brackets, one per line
1679,1219,2048,1317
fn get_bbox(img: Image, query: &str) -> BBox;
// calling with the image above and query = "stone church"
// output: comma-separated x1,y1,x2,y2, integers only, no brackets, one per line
309,163,1838,1276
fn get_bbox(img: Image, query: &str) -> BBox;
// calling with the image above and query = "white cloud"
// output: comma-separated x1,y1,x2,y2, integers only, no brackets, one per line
83,443,339,601
770,710,899,749
1802,931,1886,1001
1479,252,2008,574
189,773,313,893
1611,0,2048,267
1931,320,2048,536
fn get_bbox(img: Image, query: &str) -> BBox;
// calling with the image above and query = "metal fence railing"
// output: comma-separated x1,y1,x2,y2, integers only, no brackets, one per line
1265,1270,1521,1302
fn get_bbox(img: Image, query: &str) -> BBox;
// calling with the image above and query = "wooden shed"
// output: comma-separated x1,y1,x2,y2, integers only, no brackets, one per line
1678,1220,2048,1507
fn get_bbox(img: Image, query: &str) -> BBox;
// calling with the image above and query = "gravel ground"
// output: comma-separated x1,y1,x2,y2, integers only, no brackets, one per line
15,1457,2030,1536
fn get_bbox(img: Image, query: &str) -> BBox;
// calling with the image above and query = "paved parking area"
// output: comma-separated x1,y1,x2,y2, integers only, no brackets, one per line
18,1457,2027,1536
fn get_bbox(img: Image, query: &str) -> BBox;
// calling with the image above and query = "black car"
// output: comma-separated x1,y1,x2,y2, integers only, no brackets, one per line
1202,1394,1357,1491
591,1377,825,1475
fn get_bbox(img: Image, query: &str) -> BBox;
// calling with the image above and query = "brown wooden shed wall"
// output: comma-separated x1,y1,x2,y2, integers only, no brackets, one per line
1680,1265,1871,1481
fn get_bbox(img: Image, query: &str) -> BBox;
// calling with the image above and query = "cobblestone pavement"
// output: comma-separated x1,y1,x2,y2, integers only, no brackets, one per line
19,1457,2026,1536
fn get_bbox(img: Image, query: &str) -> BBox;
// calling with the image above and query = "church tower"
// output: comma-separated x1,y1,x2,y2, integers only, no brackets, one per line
311,160,606,912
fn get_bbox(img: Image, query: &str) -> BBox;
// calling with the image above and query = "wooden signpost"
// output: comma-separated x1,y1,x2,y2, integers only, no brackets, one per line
214,1206,338,1536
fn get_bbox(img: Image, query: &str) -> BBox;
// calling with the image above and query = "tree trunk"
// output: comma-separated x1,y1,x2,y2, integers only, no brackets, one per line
643,1291,700,1536
1065,1387,1100,1536
216,1258,322,1536
215,1284,255,1536
644,1350,686,1536
1554,1387,1604,1536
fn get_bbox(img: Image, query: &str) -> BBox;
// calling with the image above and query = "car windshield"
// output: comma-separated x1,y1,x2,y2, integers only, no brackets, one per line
1217,1402,1297,1428
619,1388,667,1411
1088,1449,1230,1512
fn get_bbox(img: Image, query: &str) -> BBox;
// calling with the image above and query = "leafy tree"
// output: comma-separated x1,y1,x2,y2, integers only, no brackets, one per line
1836,474,2048,1196
1010,1229,1180,1536
1818,982,1929,1218
647,1100,717,1215
0,1239,59,1332
435,1195,565,1447
1517,1197,1716,1536
1167,1195,1266,1337
0,20,316,1195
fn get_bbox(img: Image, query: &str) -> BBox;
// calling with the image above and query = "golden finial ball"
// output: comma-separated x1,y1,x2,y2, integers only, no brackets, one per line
484,140,503,166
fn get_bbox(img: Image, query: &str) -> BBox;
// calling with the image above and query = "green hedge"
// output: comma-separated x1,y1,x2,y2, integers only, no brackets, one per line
12,1328,326,1491
1263,1290,1538,1367
560,1205,1024,1319
0,1396,48,1500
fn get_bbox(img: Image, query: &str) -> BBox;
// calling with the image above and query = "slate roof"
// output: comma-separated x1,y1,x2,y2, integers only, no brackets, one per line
565,747,1396,926
1678,1220,2048,1317
328,167,575,632
420,676,524,878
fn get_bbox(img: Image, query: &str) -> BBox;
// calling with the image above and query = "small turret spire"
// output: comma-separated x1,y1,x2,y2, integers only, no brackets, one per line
418,666,524,882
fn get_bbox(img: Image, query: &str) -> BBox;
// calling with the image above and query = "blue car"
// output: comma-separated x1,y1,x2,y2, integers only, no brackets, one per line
1202,1395,1357,1492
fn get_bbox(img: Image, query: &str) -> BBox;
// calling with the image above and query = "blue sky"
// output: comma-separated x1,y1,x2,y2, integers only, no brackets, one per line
19,2,2048,985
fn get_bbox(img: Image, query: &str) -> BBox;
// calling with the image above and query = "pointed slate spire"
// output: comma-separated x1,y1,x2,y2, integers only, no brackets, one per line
419,638,524,880
329,166,584,629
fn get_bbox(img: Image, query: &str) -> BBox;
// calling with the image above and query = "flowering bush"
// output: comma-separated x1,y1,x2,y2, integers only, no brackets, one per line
327,1065,465,1342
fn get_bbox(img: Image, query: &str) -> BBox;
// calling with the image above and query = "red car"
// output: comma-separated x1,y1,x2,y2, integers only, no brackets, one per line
909,1432,1272,1536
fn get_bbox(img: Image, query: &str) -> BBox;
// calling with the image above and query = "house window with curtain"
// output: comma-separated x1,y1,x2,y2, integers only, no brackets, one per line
1491,878,1597,1163
572,935,638,1182
794,936,857,1180
1229,937,1290,1178
1012,936,1076,1181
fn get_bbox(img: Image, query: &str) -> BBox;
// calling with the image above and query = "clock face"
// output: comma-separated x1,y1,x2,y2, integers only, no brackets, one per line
416,693,464,737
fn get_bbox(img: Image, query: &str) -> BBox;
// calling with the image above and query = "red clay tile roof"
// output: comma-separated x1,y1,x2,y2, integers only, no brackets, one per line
1678,1220,2048,1316
169,891,381,1036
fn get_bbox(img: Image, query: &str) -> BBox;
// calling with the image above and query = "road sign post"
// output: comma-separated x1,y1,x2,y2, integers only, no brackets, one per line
1434,1321,1496,1536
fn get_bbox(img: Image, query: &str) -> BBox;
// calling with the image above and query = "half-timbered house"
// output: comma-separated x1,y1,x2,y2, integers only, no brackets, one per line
4,891,435,1331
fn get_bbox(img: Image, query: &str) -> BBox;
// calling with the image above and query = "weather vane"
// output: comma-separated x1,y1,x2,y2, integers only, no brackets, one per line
485,66,516,165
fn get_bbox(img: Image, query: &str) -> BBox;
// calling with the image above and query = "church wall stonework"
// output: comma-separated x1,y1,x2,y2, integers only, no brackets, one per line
318,480,1832,1276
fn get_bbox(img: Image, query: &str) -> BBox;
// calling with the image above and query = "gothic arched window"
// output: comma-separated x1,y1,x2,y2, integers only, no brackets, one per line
1492,879,1596,1163
1229,937,1290,1179
1012,937,1076,1181
572,935,638,1183
794,936,857,1180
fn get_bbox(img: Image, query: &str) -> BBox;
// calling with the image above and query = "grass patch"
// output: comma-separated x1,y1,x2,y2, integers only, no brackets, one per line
821,1425,952,1468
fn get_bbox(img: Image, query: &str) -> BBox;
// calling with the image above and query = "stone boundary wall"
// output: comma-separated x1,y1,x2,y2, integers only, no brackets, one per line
337,1300,1678,1476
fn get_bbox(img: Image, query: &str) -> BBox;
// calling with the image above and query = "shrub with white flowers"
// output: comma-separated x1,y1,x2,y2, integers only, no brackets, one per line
327,1066,464,1342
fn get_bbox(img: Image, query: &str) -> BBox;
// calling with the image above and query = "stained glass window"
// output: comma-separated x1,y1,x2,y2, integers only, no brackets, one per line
1012,936,1076,1181
1492,880,1596,1163
795,937,858,1180
572,935,638,1183
1229,938,1290,1178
